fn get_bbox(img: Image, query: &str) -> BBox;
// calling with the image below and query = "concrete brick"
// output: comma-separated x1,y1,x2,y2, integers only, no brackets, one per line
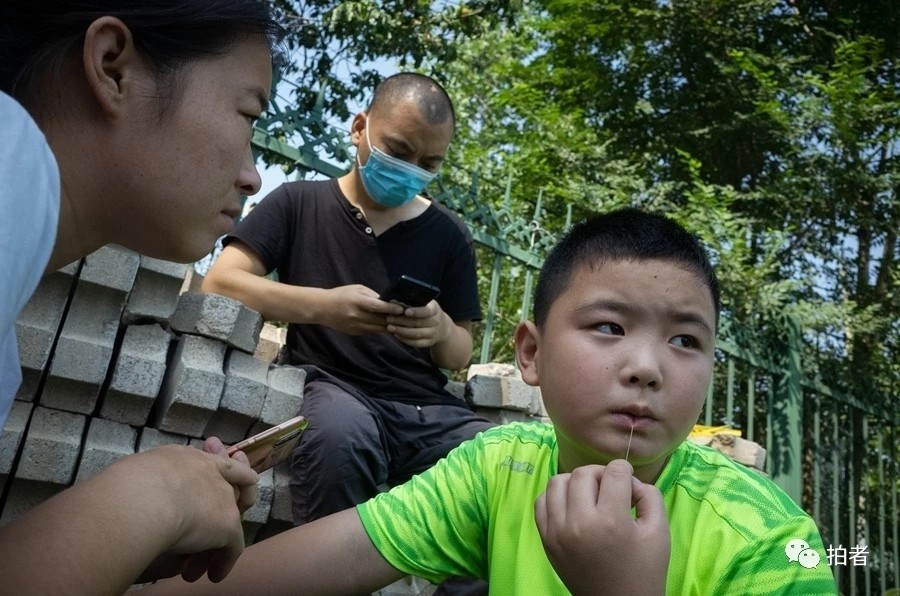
100,324,171,426
137,427,189,452
78,245,140,293
122,257,189,325
466,362,518,380
474,407,536,426
41,277,129,414
14,272,75,401
254,323,287,364
0,401,33,475
155,335,226,437
251,365,305,435
15,407,86,484
499,376,540,413
466,374,540,414
170,292,263,354
58,260,80,276
204,350,269,443
444,380,466,401
242,468,275,525
14,370,43,405
182,267,202,294
75,419,137,483
466,375,503,408
269,460,293,523
138,256,191,279
709,434,768,471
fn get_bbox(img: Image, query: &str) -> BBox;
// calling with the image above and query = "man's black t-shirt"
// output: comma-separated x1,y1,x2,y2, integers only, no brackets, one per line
226,179,481,405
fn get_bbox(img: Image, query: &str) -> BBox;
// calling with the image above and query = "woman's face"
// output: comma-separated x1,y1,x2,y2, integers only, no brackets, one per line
109,36,271,262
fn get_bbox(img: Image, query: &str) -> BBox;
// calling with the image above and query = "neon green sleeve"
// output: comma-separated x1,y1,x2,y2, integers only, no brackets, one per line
711,515,838,595
357,435,490,584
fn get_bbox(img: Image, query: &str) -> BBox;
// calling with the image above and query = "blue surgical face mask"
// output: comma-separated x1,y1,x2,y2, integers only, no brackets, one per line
357,122,438,208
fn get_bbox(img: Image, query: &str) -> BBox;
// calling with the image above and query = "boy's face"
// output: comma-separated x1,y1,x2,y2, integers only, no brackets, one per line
515,259,716,482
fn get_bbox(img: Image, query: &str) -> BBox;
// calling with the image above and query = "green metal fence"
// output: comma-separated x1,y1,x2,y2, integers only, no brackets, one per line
711,319,899,595
250,106,898,595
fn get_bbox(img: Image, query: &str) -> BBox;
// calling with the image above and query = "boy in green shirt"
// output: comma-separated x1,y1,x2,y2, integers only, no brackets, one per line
149,208,836,595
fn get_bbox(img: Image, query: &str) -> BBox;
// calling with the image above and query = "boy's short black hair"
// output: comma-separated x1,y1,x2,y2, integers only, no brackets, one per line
533,207,721,328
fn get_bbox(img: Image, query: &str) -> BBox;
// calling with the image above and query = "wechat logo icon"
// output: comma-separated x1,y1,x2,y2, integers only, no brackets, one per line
786,538,820,569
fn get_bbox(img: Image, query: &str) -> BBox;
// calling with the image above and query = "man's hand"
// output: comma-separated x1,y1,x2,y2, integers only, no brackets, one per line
320,285,405,335
534,460,670,596
385,300,453,349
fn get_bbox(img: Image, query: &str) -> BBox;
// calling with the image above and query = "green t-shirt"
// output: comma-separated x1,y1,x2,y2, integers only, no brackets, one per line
357,422,837,595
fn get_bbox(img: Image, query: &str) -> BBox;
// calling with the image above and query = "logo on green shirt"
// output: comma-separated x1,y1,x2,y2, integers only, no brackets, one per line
499,455,535,475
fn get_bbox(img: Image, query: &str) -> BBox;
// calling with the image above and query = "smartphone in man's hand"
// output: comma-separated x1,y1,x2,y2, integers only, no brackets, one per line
226,415,308,473
379,275,440,308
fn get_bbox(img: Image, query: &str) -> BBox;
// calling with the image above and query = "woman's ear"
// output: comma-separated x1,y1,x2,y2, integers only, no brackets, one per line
514,320,541,387
82,16,141,118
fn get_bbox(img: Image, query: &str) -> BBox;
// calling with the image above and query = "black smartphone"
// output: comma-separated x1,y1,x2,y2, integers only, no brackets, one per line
225,415,308,473
379,275,441,308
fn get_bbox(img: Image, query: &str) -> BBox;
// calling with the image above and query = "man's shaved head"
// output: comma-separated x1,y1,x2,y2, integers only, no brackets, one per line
368,72,455,127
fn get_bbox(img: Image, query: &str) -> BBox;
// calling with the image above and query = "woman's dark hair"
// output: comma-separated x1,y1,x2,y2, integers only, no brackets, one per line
0,0,284,114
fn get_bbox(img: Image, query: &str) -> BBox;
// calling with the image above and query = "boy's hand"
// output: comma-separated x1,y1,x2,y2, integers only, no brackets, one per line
534,460,670,595
386,301,452,348
322,284,405,335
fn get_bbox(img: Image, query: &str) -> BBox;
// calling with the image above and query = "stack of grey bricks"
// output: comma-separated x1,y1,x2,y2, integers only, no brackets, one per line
0,244,547,550
0,246,305,543
465,362,548,424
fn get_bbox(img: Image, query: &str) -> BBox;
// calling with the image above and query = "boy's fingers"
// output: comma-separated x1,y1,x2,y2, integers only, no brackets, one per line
534,492,549,535
566,465,603,512
541,473,571,527
595,459,634,518
631,478,667,529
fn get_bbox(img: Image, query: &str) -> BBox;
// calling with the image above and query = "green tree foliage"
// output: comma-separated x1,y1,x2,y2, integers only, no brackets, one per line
269,0,521,123
436,0,898,401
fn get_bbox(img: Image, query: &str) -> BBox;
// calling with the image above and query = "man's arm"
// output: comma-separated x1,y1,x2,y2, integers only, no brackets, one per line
202,242,403,334
142,508,404,595
0,445,257,595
